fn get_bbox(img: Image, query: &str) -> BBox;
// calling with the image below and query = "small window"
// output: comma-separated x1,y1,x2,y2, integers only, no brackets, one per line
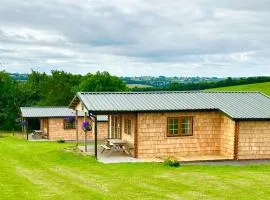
181,117,192,136
167,118,179,136
167,117,193,137
124,119,132,135
64,120,76,129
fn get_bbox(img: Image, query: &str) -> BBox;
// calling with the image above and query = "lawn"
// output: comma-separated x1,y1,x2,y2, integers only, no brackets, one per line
1,134,270,200
207,82,270,96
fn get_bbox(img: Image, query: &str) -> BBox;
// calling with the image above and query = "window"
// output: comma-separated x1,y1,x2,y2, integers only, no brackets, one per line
111,115,120,138
124,119,132,135
167,118,179,135
181,117,192,135
64,120,76,129
167,117,193,136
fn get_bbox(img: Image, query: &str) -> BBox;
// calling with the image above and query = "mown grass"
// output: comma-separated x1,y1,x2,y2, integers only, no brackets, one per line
0,133,270,200
207,82,270,96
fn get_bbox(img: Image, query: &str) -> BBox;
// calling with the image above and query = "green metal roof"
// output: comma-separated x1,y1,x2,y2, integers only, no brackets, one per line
20,107,108,121
72,91,270,120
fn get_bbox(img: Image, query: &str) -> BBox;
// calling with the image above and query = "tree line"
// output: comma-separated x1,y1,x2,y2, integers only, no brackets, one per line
0,70,127,131
1,69,270,131
131,76,270,91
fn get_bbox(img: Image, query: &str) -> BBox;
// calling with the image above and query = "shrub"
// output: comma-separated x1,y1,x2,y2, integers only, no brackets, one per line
164,157,180,167
57,138,65,143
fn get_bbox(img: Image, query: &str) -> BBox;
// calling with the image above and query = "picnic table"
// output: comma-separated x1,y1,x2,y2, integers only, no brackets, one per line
107,139,126,146
32,130,47,139
100,139,133,156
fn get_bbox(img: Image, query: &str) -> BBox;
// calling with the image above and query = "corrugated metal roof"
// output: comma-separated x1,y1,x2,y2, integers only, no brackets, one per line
74,91,270,120
20,107,108,121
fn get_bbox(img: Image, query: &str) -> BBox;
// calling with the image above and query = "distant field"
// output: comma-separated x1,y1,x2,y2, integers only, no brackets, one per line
127,84,152,88
207,82,270,96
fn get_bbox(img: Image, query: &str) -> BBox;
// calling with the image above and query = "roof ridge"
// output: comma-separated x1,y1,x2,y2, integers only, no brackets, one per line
20,106,69,109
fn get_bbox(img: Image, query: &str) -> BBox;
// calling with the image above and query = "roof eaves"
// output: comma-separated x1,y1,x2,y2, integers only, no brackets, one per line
258,91,270,99
233,117,270,121
78,91,263,95
90,108,219,114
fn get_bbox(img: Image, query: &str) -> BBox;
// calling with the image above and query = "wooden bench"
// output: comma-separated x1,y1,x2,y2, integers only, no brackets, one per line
124,143,134,156
100,144,111,154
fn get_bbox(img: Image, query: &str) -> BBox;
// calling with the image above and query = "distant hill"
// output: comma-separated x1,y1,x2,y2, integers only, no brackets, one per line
122,76,224,87
127,84,153,88
207,82,270,96
9,73,28,81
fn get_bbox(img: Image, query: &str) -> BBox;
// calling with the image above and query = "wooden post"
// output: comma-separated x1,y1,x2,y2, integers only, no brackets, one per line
26,119,28,140
109,115,111,139
134,113,138,158
21,117,24,134
119,115,122,139
12,128,15,136
234,121,239,160
84,131,87,152
75,110,78,146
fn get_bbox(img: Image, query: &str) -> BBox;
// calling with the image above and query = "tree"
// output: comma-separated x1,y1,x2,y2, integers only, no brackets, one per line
75,71,128,92
0,71,21,130
37,70,82,106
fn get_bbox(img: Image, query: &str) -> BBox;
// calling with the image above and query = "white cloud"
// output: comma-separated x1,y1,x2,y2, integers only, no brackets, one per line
0,0,270,76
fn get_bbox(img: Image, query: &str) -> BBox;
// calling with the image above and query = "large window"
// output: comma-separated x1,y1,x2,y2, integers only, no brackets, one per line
124,119,132,135
167,117,193,137
64,120,76,129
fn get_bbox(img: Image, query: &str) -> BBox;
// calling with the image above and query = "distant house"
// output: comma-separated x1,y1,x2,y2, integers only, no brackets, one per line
20,107,108,141
70,91,270,161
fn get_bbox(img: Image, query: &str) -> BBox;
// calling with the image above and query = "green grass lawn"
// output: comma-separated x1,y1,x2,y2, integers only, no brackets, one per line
207,82,270,96
1,134,270,200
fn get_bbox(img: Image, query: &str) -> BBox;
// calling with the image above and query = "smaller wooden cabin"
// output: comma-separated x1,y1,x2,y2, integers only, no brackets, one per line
20,107,108,141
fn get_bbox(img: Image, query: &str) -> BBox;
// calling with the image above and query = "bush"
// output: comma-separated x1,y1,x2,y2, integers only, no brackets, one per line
164,157,180,167
57,138,65,143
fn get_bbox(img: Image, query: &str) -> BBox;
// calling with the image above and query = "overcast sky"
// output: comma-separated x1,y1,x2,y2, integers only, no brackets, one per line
0,0,270,76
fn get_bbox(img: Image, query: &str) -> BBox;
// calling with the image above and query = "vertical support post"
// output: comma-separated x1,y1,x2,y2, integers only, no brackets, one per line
12,128,15,136
84,131,87,152
21,117,24,134
234,121,239,160
109,115,111,139
94,115,98,159
84,111,87,152
89,112,98,159
119,115,122,139
26,119,28,140
134,113,138,158
75,110,78,146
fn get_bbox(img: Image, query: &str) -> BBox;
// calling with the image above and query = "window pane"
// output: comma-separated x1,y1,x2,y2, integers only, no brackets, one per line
124,119,132,135
168,118,179,135
181,117,192,135
128,120,131,135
